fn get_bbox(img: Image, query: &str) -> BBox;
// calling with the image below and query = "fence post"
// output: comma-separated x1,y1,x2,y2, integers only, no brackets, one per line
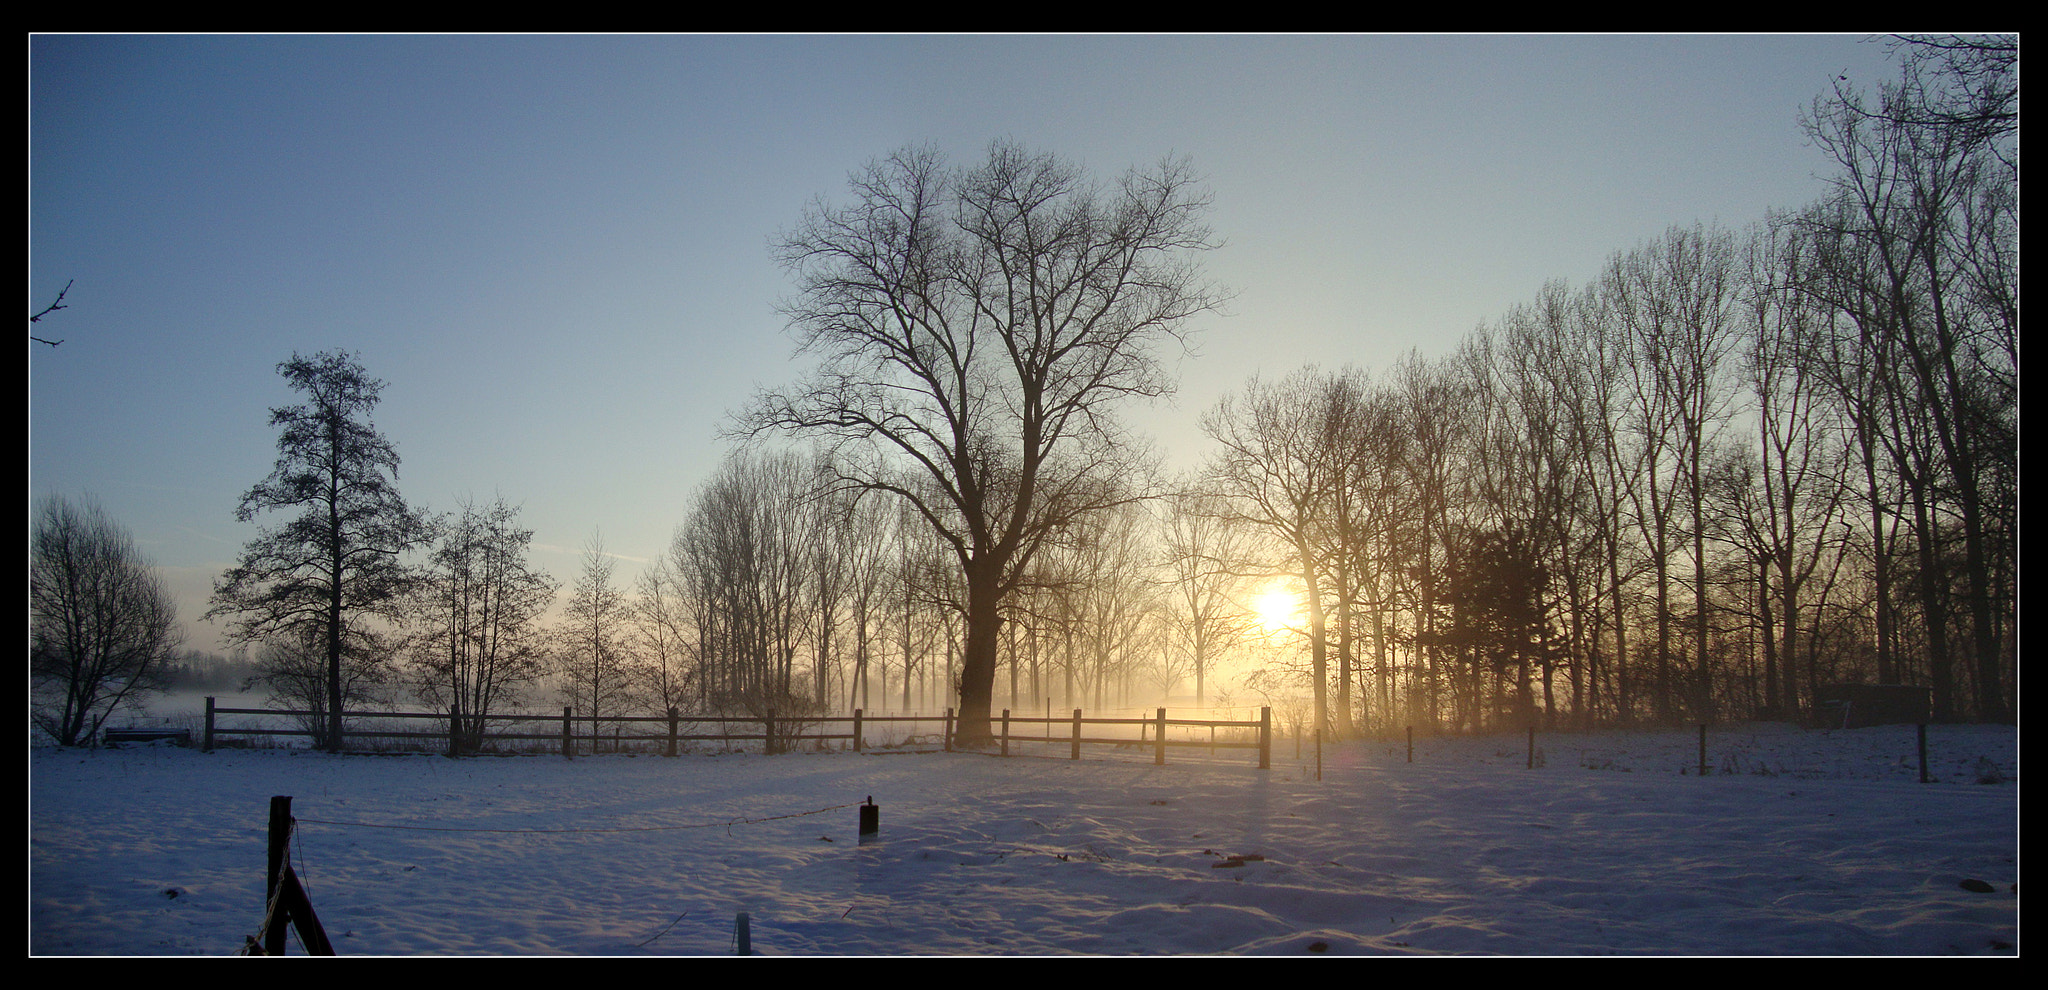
852,708,864,753
668,707,679,758
765,709,777,755
203,697,215,753
449,706,460,758
943,708,954,752
1071,708,1083,761
1918,723,1930,783
1000,709,1011,757
1155,708,1167,765
267,796,292,913
561,707,573,760
1258,707,1270,769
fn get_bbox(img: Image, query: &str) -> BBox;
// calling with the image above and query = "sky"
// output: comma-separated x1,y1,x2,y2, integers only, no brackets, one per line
28,33,1912,656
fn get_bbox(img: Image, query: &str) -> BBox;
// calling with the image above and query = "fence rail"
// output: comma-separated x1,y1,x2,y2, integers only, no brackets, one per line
200,698,1273,768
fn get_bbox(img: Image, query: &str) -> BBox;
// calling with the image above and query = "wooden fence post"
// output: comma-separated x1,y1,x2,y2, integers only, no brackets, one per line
1258,707,1271,769
852,709,864,752
561,707,573,759
1071,708,1082,761
1155,708,1167,765
267,796,291,907
667,707,679,758
448,706,460,758
1918,723,1930,783
203,696,215,753
943,708,954,752
1000,709,1011,757
252,794,334,955
765,709,777,755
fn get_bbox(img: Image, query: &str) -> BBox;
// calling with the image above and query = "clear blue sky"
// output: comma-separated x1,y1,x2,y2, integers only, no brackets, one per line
29,33,1906,655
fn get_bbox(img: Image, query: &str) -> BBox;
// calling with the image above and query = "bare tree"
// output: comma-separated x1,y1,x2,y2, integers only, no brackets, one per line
1158,488,1254,708
669,451,824,717
208,351,429,751
743,141,1225,746
30,495,183,746
557,532,629,750
1800,39,2016,719
1201,366,1355,739
625,553,697,719
408,496,557,752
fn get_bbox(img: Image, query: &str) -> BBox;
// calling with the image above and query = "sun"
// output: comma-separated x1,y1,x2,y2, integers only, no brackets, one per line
1250,581,1303,633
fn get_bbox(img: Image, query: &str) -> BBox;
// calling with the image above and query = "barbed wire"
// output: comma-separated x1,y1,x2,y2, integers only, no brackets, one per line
292,801,863,837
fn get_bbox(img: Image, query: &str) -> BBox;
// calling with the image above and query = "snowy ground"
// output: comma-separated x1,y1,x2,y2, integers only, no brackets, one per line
28,721,2018,956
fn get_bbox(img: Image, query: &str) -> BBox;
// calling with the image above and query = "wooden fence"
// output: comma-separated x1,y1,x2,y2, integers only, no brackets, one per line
200,698,1273,768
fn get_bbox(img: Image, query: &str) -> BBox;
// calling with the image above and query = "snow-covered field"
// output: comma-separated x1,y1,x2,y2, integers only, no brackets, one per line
28,722,2018,956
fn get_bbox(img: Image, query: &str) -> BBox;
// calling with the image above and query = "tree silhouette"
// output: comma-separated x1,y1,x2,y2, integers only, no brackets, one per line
744,142,1224,746
208,351,429,751
30,495,182,745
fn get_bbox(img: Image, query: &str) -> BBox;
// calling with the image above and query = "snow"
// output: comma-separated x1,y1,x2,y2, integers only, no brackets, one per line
29,722,2018,956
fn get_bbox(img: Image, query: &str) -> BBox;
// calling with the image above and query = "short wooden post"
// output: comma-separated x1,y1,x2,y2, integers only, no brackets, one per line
859,796,878,841
1071,708,1083,760
448,706,460,758
943,708,954,752
735,912,751,956
1155,708,1167,765
667,707,679,758
852,709,864,753
561,707,573,759
1258,707,1271,769
765,709,777,755
1917,723,1930,783
1000,709,1011,757
203,696,216,753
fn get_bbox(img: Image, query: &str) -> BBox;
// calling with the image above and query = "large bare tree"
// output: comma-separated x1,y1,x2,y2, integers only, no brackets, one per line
743,142,1224,746
208,351,428,751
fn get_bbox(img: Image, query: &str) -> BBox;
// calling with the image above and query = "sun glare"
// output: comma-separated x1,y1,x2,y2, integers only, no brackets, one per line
1251,582,1302,633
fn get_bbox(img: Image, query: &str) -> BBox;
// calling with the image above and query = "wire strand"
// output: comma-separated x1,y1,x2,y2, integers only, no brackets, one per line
293,801,861,835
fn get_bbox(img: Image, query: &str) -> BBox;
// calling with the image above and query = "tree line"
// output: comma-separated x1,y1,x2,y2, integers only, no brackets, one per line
30,36,2012,749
